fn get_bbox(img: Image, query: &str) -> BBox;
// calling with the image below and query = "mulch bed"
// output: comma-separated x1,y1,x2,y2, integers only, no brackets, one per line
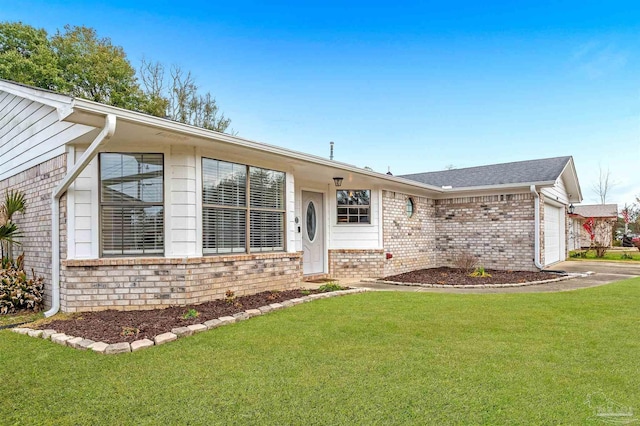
384,267,563,286
36,289,324,344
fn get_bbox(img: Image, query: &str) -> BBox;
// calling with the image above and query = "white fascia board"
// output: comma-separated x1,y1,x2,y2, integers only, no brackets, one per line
0,79,74,120
69,98,446,195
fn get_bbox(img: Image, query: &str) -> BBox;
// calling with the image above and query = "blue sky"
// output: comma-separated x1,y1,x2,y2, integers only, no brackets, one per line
2,1,639,206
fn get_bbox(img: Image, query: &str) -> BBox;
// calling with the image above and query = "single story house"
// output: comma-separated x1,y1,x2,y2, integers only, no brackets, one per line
568,204,618,249
0,79,583,315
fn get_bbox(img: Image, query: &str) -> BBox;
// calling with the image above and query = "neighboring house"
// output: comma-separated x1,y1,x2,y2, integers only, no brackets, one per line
568,204,618,249
0,80,583,314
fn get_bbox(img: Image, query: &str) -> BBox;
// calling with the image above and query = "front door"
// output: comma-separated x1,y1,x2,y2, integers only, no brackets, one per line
302,191,324,275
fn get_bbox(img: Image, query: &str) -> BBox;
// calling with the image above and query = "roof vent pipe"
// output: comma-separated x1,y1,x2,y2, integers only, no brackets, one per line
530,185,544,270
329,141,334,160
45,114,116,317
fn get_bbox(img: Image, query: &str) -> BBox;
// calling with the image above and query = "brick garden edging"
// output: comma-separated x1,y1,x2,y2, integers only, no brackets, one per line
11,288,369,355
362,273,580,289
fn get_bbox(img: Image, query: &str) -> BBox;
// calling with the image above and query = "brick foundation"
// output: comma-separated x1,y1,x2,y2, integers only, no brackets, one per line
61,252,303,312
0,155,67,308
434,193,537,271
328,249,384,279
382,190,436,276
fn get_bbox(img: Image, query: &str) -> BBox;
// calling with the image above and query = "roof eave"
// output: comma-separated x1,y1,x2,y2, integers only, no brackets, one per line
438,180,557,194
67,98,446,195
0,79,74,120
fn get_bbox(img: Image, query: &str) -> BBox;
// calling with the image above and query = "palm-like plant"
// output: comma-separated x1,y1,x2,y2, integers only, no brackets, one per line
0,190,26,263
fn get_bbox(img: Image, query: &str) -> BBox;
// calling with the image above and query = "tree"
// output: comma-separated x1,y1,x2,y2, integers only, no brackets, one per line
0,21,64,90
51,25,147,111
139,59,231,133
0,22,233,133
591,166,616,204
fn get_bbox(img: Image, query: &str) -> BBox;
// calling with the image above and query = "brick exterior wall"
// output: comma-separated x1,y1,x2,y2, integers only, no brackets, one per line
328,249,384,279
434,193,537,271
61,252,303,312
0,155,67,308
382,190,436,277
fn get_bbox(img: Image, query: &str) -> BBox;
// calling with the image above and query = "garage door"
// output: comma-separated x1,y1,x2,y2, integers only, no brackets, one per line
544,204,564,265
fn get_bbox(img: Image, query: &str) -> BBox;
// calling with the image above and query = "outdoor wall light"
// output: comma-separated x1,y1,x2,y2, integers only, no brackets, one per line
333,177,344,187
568,204,575,214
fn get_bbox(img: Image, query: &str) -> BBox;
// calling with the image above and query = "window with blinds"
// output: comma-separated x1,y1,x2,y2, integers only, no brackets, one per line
100,153,164,256
202,159,285,254
336,190,371,224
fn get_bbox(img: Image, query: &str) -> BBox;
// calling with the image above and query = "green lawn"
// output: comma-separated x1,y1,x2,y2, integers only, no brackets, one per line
569,249,640,261
0,311,43,328
2,278,640,425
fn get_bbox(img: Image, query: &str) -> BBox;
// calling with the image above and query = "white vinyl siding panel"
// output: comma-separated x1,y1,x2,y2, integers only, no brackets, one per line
329,187,381,249
541,177,570,205
0,90,94,181
72,148,96,258
169,146,198,256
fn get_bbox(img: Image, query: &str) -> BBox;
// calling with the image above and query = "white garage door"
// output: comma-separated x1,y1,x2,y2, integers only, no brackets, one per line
544,204,565,265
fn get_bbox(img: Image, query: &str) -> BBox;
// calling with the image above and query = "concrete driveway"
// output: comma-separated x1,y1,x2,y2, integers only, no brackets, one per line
347,260,640,294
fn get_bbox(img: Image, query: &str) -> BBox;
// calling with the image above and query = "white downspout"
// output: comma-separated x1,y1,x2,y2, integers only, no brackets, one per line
45,114,116,317
530,185,544,270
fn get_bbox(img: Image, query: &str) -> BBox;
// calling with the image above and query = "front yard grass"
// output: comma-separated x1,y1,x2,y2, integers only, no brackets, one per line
569,249,640,261
2,277,640,424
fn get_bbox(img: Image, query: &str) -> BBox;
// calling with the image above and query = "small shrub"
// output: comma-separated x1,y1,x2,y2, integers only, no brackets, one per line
621,253,634,260
453,252,478,273
318,282,345,292
300,290,311,295
121,326,140,337
0,265,44,314
225,290,236,304
569,250,588,258
182,308,199,319
469,266,491,278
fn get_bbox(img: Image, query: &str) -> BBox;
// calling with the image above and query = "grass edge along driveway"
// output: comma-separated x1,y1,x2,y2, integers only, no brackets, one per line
2,277,640,425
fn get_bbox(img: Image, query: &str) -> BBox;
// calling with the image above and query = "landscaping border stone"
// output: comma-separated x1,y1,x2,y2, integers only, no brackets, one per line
10,288,370,355
362,274,579,289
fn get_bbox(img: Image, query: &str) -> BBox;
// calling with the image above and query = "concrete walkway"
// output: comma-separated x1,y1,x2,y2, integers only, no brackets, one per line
345,261,640,294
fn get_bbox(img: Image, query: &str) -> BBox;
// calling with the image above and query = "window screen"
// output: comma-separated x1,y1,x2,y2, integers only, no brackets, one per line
100,153,164,256
202,159,285,254
336,190,371,224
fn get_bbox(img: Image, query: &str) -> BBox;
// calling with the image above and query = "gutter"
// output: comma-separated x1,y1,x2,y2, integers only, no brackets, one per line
44,114,116,317
530,185,544,270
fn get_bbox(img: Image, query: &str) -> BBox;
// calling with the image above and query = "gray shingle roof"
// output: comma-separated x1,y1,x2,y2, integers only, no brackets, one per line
400,156,572,188
573,204,618,218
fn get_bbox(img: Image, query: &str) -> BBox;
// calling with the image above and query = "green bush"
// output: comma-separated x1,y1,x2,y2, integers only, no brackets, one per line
0,267,44,314
317,282,346,292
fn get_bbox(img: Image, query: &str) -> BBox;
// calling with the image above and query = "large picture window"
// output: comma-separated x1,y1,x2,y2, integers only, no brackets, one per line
337,190,371,224
100,153,164,256
202,158,285,254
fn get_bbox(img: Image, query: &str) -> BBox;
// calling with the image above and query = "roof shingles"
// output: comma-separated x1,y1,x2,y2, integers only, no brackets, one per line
400,156,572,188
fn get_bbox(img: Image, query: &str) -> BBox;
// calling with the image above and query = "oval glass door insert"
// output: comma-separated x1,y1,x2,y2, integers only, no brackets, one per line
306,201,317,241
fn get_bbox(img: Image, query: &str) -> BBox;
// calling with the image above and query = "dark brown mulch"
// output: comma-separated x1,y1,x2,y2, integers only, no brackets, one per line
36,289,324,344
384,267,563,286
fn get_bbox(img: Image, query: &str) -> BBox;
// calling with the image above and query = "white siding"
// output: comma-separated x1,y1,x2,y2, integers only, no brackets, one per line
328,187,382,250
541,177,570,205
286,173,296,253
67,146,99,259
168,146,198,257
0,90,93,181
